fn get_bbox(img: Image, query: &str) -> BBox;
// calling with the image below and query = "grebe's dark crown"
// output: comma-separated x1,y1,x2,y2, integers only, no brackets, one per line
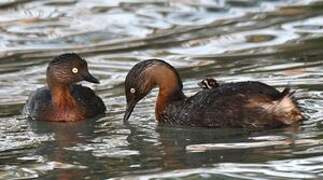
47,53,99,84
125,59,183,90
50,53,86,66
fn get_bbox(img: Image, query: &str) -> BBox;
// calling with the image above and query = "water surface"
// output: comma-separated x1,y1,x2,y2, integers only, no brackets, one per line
1,0,323,179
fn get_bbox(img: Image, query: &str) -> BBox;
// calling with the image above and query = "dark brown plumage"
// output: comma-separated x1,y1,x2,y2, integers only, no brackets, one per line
23,53,106,122
124,59,303,128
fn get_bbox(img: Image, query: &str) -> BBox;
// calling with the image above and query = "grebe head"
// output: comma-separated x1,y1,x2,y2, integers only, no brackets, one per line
198,78,219,89
123,59,182,122
46,53,99,86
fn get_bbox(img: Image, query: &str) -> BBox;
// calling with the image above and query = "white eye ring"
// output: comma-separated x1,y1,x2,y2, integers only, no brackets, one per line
72,67,78,74
130,88,136,94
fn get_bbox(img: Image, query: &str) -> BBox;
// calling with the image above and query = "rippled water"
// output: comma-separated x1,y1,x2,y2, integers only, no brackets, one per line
1,0,323,179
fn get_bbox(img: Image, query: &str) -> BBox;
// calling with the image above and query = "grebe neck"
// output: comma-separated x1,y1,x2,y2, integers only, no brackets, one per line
47,78,77,109
145,64,185,120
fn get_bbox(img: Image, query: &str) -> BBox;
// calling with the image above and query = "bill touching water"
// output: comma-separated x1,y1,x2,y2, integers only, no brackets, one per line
1,0,323,179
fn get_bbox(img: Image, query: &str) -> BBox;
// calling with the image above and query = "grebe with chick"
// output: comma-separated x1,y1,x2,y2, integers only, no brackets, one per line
123,59,303,128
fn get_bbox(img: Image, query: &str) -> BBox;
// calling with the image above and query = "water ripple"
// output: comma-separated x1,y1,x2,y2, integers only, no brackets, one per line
1,0,323,179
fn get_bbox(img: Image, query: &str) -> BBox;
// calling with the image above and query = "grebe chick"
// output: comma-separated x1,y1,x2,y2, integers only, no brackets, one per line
198,78,219,90
123,59,303,128
23,53,106,122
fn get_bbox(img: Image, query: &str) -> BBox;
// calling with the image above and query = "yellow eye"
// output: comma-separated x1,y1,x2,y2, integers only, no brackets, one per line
130,88,136,94
72,67,78,74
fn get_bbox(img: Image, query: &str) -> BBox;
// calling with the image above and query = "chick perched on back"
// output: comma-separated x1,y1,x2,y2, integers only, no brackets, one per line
198,78,219,90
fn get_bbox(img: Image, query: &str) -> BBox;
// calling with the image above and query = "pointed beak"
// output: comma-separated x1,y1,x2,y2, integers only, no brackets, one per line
83,71,100,84
123,100,137,122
